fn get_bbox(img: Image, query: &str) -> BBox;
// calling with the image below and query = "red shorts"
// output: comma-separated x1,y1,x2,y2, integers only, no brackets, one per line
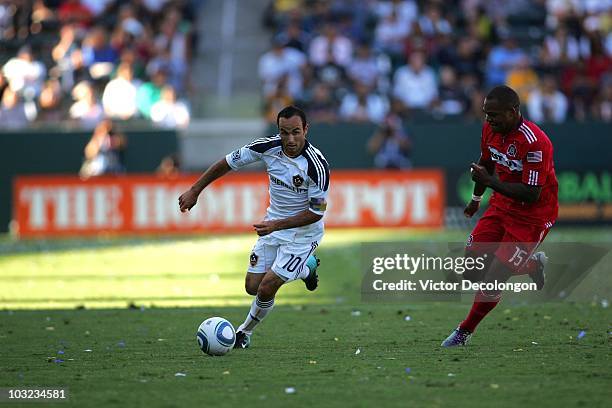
466,206,554,274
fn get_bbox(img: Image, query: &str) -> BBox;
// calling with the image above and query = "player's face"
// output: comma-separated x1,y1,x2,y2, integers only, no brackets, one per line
278,115,308,158
483,98,517,134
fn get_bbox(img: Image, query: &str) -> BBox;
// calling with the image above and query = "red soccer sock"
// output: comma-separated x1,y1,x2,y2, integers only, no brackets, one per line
459,290,501,332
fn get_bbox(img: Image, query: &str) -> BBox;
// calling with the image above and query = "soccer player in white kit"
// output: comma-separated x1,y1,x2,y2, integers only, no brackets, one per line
178,106,330,349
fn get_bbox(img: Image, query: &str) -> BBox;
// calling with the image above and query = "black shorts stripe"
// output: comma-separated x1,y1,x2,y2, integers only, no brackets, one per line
294,241,319,280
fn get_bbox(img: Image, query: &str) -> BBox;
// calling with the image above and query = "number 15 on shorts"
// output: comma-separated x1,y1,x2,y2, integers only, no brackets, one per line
508,246,528,266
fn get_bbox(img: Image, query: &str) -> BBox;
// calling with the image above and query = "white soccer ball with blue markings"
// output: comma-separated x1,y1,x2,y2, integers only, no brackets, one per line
196,317,236,356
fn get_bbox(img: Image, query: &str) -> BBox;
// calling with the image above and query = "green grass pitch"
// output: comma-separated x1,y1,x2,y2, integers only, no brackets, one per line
0,228,611,407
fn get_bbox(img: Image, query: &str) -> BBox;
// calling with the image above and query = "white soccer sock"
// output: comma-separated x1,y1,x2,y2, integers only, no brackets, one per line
237,296,274,335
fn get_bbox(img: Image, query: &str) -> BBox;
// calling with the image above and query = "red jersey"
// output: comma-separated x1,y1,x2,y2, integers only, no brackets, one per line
480,117,558,225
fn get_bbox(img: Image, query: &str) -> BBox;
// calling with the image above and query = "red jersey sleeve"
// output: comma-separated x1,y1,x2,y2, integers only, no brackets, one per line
521,138,551,186
480,123,492,162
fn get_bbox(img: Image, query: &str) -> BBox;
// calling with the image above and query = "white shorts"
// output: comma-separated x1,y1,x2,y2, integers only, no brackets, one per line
247,234,322,282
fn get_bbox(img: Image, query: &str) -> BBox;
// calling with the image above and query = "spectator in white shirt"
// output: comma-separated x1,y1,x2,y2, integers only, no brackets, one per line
151,85,190,129
393,51,438,110
69,81,104,129
80,0,114,17
2,45,46,97
375,10,411,59
527,76,569,123
339,81,389,123
102,63,139,120
142,0,169,14
418,4,452,37
541,26,590,65
258,37,307,99
347,41,389,90
308,21,353,68
373,0,419,27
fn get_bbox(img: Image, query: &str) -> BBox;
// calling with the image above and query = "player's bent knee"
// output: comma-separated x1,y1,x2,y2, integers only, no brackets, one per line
257,291,272,301
245,282,258,296
244,274,262,296
256,280,278,301
256,285,273,301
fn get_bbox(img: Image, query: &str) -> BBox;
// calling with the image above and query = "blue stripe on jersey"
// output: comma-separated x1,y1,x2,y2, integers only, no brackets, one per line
247,135,282,153
303,143,330,191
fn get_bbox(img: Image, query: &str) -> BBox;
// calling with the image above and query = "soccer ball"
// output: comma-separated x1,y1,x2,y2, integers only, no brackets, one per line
196,317,236,356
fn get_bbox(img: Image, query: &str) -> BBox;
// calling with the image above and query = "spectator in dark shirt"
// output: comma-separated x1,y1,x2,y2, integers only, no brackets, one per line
278,20,311,53
367,112,412,169
306,82,338,123
80,119,127,179
0,87,31,129
434,66,469,117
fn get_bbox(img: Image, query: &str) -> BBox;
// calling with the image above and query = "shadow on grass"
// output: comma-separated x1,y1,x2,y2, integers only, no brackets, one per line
0,233,245,255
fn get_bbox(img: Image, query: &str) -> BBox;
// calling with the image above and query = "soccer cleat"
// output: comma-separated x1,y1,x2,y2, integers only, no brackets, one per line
233,331,251,349
441,327,472,347
529,251,547,290
302,254,320,291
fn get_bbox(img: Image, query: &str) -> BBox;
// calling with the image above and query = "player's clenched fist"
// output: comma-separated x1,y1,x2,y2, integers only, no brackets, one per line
178,188,199,212
470,163,491,186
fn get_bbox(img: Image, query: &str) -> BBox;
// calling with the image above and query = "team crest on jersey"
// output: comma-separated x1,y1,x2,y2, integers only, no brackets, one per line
506,144,517,157
292,175,304,187
249,252,258,267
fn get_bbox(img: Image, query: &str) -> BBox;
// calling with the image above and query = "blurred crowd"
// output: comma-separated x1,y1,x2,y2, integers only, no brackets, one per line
259,0,612,126
0,0,197,130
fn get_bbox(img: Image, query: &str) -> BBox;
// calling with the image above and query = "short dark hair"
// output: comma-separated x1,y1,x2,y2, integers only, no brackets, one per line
277,105,307,129
486,85,520,109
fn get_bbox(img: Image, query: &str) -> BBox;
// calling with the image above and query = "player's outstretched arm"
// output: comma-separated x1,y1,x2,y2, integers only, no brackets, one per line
253,210,322,236
178,158,232,212
487,179,541,203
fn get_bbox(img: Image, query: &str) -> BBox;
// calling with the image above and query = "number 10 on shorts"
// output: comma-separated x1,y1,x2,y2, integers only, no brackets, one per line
281,254,302,272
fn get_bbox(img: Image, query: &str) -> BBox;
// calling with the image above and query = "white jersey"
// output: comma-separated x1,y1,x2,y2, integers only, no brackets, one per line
225,135,330,242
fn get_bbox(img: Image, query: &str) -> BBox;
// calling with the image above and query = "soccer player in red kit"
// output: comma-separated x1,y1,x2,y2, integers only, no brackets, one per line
442,85,558,347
